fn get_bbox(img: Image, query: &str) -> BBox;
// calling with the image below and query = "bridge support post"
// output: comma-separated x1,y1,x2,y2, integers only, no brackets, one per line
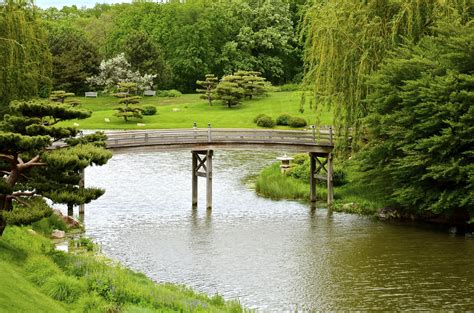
191,150,213,210
327,153,334,205
310,153,317,202
192,153,198,208
309,152,334,206
206,150,213,210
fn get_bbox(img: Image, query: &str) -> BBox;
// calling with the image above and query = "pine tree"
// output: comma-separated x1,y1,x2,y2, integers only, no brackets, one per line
234,71,268,100
196,74,219,106
49,90,80,106
0,99,112,235
360,22,474,222
215,75,245,108
114,82,143,122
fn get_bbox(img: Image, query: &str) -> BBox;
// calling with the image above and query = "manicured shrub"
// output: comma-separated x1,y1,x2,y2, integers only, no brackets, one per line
288,117,307,128
42,275,86,303
276,113,292,126
256,115,275,128
25,255,62,286
157,89,182,97
253,114,266,123
142,106,157,116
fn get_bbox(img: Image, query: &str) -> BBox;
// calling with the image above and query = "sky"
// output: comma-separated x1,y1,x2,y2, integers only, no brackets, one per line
35,0,133,9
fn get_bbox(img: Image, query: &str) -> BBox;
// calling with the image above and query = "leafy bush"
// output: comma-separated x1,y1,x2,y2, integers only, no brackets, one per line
42,275,86,303
157,89,182,97
25,255,62,286
253,114,266,123
288,117,307,128
256,115,275,128
142,106,157,116
276,113,292,126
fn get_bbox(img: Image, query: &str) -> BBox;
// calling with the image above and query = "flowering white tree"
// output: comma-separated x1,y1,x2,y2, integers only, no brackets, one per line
87,53,156,92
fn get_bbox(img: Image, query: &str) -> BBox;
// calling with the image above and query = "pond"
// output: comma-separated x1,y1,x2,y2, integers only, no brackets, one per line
69,151,474,311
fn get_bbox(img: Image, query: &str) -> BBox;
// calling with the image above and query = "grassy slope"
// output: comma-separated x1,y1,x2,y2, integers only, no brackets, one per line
0,261,68,312
63,91,332,130
0,226,243,312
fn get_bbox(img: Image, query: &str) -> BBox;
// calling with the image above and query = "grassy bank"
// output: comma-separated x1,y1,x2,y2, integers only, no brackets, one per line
0,218,243,312
61,91,332,130
255,157,388,215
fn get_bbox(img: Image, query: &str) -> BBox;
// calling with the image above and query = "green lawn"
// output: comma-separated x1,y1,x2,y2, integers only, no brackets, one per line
63,91,332,130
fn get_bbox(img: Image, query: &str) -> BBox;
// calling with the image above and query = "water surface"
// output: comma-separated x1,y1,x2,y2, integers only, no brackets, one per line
69,151,474,311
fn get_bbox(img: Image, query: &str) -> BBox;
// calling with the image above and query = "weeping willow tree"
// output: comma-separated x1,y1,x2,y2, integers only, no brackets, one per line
0,0,52,114
302,0,473,149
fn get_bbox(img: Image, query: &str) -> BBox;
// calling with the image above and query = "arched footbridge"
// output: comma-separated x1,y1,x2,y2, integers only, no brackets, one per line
102,127,335,209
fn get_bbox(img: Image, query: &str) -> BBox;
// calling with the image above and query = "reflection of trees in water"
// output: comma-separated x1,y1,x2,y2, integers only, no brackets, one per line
298,213,474,310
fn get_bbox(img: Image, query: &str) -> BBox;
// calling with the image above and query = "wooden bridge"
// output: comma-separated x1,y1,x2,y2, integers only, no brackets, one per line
103,127,335,210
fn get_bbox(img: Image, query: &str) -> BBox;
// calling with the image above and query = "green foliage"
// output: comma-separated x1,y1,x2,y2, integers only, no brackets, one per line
49,91,75,103
0,97,111,234
114,82,143,121
142,106,157,116
0,0,52,113
288,117,307,128
196,74,219,106
25,255,63,286
276,113,292,126
156,89,182,97
122,30,170,89
1,198,52,226
255,115,275,128
76,293,113,313
216,75,245,108
234,71,268,100
302,0,473,147
32,214,68,235
360,22,474,221
42,275,86,303
253,114,267,123
46,23,100,94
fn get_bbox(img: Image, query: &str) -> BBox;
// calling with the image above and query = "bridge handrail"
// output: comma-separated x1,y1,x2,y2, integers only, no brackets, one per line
105,127,333,148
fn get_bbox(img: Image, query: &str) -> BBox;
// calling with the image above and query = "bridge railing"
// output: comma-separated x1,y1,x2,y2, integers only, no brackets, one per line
105,127,333,148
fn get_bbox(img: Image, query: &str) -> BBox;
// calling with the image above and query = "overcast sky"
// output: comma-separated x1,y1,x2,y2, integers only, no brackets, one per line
35,1,133,9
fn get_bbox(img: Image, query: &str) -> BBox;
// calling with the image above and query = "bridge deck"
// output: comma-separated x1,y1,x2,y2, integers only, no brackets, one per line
105,128,334,153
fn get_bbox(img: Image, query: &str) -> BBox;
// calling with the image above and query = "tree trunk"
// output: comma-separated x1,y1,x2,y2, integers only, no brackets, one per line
0,194,12,236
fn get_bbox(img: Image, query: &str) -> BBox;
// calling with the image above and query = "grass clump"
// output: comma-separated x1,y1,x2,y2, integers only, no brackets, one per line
42,275,86,303
25,255,62,286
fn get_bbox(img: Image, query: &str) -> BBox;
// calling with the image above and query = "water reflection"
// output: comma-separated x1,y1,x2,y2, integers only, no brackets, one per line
61,150,474,311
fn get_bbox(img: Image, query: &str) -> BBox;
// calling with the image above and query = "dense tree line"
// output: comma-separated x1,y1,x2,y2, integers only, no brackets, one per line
38,0,305,93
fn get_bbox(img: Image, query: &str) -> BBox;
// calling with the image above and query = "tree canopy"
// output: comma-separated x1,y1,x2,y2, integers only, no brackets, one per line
359,22,474,222
0,0,52,113
302,0,473,145
0,99,112,235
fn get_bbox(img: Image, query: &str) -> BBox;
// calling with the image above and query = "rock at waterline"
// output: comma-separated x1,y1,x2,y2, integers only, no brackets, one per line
51,229,66,239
